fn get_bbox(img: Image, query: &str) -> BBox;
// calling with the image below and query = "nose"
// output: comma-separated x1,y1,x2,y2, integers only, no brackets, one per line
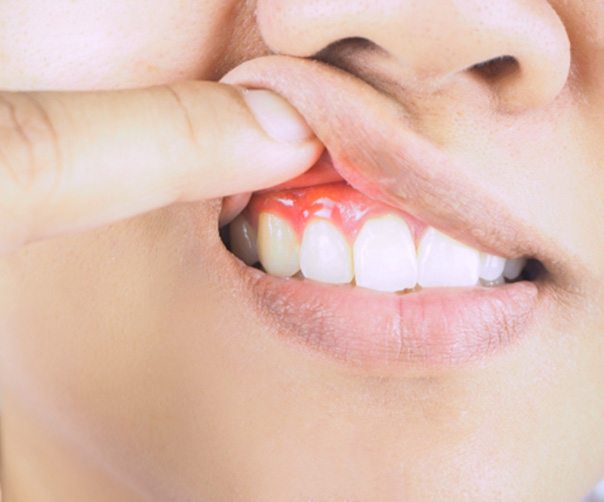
256,0,570,112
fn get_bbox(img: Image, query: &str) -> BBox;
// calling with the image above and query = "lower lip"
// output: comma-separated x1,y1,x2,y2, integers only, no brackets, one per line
230,254,541,372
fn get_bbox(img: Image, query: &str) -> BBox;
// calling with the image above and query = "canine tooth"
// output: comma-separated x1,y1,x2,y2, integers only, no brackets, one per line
479,253,506,281
300,219,353,284
257,213,300,277
418,228,480,287
503,258,527,280
229,215,259,265
353,215,417,292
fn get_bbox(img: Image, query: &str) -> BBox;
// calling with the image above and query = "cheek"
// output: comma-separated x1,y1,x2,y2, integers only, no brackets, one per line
0,201,232,490
0,0,235,89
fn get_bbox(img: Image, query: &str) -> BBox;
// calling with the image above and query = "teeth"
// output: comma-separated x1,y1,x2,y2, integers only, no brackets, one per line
503,258,527,280
257,213,300,277
479,253,506,281
243,212,527,292
353,215,417,292
417,228,480,287
300,219,353,284
229,215,259,265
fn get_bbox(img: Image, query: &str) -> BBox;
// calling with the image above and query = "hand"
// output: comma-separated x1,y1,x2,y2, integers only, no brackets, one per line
0,82,321,254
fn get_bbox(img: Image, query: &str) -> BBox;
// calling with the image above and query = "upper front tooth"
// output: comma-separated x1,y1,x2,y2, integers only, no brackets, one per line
300,219,353,284
479,253,506,281
418,228,480,287
353,215,418,292
503,258,527,280
229,215,259,265
257,213,300,277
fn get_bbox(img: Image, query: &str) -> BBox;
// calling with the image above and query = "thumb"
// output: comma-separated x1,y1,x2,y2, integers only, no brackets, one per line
0,82,322,252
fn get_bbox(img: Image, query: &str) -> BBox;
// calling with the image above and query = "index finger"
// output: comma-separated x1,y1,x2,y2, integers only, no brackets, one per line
0,82,322,253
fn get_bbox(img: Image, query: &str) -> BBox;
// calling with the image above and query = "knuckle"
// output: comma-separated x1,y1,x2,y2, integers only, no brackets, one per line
162,82,239,198
163,83,206,195
0,93,63,249
0,92,62,196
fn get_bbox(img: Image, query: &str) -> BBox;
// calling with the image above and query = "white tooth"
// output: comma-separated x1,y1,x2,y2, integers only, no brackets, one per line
353,215,417,292
229,215,259,265
257,213,300,277
300,219,353,284
418,228,480,287
479,253,506,281
503,258,527,280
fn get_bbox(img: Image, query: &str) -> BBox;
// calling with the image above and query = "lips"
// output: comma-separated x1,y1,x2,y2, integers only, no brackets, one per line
215,55,578,372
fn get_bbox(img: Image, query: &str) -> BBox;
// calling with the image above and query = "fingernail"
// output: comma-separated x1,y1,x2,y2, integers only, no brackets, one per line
243,89,315,144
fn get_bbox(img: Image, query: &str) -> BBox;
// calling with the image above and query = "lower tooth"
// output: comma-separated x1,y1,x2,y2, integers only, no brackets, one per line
300,219,353,284
257,213,300,277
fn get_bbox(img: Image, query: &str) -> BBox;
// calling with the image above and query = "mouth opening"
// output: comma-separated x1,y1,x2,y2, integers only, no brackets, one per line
219,181,547,296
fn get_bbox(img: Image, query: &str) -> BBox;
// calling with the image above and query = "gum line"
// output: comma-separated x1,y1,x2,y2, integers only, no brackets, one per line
244,182,427,242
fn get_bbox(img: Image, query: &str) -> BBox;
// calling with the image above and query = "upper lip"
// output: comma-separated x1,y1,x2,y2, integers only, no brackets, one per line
222,55,582,291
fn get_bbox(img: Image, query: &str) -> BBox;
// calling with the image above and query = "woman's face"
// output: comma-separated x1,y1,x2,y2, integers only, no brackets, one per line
1,1,604,499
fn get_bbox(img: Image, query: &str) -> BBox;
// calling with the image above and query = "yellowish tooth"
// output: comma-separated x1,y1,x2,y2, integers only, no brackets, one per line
257,213,300,277
229,215,259,265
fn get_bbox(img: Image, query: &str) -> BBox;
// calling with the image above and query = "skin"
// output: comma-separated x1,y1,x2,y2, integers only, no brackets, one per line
1,0,604,500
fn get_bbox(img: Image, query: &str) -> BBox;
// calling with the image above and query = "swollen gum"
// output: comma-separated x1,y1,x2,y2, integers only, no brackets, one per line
243,182,427,243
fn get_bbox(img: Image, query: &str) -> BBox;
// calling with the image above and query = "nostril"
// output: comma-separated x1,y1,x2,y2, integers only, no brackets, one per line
470,55,519,81
312,37,382,69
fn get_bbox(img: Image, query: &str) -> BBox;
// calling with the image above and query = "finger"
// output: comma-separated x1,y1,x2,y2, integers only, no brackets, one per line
219,192,252,227
0,83,323,253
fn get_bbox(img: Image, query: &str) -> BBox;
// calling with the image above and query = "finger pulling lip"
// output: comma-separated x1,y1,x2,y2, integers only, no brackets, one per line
222,56,570,269
217,55,578,372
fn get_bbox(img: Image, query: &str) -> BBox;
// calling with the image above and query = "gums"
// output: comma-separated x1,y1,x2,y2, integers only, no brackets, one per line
244,182,427,242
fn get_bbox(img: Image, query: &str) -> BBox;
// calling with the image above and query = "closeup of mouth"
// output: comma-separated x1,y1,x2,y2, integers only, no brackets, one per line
220,155,544,370
226,160,539,290
216,55,574,372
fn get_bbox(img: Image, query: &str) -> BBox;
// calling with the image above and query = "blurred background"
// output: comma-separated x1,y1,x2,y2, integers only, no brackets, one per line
585,479,604,501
